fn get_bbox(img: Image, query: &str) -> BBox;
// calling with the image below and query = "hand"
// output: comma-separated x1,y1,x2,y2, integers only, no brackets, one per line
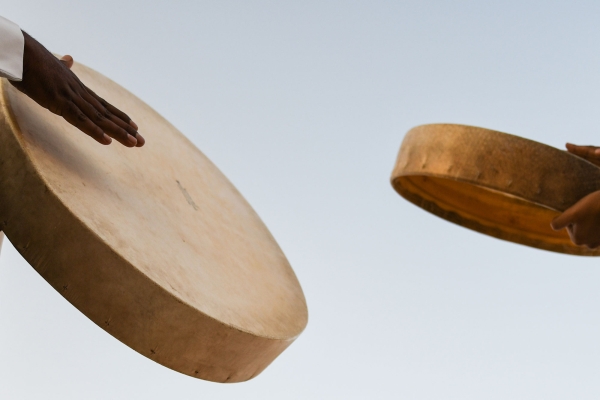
565,143,600,167
9,31,145,148
551,190,600,249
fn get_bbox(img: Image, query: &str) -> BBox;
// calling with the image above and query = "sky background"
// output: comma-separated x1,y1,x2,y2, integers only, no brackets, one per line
2,1,600,399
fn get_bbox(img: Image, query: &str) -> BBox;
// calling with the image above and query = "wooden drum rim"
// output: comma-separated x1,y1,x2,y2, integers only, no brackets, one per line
391,124,600,256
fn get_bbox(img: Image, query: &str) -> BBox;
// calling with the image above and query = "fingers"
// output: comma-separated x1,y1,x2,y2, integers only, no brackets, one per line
59,101,112,145
551,208,576,231
565,143,600,166
81,90,138,136
70,79,144,147
59,55,74,69
85,88,145,147
566,143,596,158
72,93,138,147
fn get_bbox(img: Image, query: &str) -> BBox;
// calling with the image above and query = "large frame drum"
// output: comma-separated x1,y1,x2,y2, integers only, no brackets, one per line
0,63,308,382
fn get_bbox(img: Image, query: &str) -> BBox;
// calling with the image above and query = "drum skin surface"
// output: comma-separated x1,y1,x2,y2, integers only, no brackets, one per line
0,63,307,382
391,124,600,256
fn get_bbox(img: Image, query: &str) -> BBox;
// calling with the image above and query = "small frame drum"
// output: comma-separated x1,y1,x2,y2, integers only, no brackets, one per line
391,124,600,256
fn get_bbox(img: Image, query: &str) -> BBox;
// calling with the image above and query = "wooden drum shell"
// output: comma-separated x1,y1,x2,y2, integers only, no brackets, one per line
0,65,307,382
391,124,600,256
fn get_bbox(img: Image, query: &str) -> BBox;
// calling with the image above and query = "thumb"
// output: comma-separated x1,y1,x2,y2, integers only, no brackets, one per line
59,55,74,69
551,209,575,231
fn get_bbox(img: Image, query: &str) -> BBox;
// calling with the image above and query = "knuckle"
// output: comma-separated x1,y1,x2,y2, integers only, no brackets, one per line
67,82,79,95
58,86,71,98
62,101,77,116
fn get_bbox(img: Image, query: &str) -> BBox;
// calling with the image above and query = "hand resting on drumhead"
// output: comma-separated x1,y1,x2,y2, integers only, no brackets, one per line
551,190,600,249
9,31,145,148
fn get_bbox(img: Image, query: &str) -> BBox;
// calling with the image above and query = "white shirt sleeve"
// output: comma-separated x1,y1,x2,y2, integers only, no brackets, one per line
0,16,24,81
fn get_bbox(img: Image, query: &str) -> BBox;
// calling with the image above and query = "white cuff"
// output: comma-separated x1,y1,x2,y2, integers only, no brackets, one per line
0,16,24,81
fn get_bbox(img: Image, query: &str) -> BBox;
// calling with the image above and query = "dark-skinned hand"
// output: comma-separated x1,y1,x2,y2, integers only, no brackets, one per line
551,190,600,249
10,31,144,147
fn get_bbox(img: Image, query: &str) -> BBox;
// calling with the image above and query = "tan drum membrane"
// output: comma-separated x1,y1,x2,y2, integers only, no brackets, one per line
0,63,308,382
391,124,600,256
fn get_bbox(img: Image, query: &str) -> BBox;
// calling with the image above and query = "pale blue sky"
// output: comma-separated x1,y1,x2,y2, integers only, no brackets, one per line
2,1,600,399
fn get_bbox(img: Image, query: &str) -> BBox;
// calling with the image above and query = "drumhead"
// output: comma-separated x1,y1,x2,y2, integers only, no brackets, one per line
0,63,307,382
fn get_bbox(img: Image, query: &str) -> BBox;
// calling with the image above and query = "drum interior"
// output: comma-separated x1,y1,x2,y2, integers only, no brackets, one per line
393,175,600,256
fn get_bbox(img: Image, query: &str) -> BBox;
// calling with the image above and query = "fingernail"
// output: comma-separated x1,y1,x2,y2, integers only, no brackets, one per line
130,120,138,130
103,134,112,144
127,134,137,145
136,134,146,147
